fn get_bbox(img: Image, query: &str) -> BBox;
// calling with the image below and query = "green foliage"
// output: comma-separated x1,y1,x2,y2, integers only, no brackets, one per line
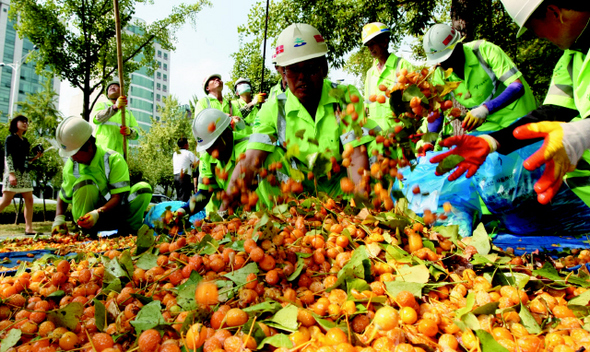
10,0,212,120
130,95,193,192
233,0,561,103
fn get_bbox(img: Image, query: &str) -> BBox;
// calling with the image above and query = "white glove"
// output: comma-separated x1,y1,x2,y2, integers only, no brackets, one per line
52,215,68,235
77,209,100,229
217,210,228,219
463,105,490,131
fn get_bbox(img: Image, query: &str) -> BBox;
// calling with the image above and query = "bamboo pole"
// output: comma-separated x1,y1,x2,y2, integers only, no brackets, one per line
113,0,127,160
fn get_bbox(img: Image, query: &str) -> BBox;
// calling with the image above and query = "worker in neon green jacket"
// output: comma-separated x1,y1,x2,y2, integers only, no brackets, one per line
92,80,140,156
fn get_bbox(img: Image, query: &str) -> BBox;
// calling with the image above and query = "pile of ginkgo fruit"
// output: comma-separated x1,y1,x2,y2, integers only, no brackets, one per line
0,192,588,352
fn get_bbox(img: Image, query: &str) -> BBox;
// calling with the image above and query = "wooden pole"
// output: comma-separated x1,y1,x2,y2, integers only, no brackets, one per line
259,0,270,93
113,0,127,160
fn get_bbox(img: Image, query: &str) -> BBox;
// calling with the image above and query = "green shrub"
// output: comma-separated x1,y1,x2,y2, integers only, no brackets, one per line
0,202,72,223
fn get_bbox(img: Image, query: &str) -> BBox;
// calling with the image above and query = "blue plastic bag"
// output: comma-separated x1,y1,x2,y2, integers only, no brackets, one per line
143,201,206,229
392,151,482,237
472,141,590,235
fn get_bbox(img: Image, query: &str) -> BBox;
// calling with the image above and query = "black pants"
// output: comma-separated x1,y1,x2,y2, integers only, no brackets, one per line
174,174,193,202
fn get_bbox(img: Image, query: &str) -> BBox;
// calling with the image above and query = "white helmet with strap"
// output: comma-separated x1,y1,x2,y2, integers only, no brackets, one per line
275,23,328,67
202,73,222,95
423,24,464,66
500,0,545,37
193,108,231,153
361,22,390,45
55,117,94,158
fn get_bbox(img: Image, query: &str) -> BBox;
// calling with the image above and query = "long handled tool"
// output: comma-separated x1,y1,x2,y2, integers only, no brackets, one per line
113,0,127,160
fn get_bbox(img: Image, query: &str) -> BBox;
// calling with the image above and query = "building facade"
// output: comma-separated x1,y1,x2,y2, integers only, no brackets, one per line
0,0,60,123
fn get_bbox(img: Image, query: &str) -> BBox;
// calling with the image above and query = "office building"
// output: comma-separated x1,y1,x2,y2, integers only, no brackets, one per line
0,0,60,122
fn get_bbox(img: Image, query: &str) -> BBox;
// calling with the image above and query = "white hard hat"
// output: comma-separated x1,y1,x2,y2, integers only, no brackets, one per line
423,24,464,66
202,73,222,94
234,78,251,91
275,23,328,67
361,22,390,45
55,117,94,158
192,108,231,153
500,0,544,38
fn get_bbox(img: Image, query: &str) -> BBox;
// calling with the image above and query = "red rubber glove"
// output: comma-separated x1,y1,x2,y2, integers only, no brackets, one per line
120,126,131,136
513,121,582,204
430,135,497,181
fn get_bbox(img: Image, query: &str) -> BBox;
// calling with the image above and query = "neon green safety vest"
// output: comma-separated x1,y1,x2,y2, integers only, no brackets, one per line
248,80,379,196
59,146,130,203
543,49,590,207
92,101,139,156
364,54,414,130
433,40,538,132
234,97,260,125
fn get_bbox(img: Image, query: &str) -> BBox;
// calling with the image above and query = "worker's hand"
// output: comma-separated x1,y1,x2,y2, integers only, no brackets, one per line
8,173,17,187
252,93,266,105
120,126,131,136
77,209,100,229
462,105,489,131
230,116,246,131
513,121,590,204
115,96,127,109
417,143,434,157
430,135,497,181
52,215,69,235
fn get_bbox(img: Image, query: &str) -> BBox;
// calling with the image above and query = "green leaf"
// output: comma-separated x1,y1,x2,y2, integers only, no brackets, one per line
224,262,259,286
47,302,83,330
177,283,198,311
135,225,154,256
217,280,235,302
471,223,491,255
130,301,166,334
569,290,590,306
435,154,465,176
130,293,154,305
93,298,107,332
472,301,500,315
532,262,563,281
347,278,370,295
385,281,424,298
266,304,298,332
0,329,21,352
14,262,26,277
102,256,130,281
177,270,203,292
47,290,65,299
288,252,312,282
455,292,475,320
136,249,158,270
102,278,122,294
258,334,294,349
395,264,430,283
504,272,530,290
519,304,541,334
460,312,481,331
119,250,135,278
243,301,283,314
228,240,245,252
476,329,510,352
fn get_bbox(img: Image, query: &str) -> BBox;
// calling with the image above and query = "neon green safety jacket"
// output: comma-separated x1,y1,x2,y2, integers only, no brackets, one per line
248,80,378,197
92,101,139,156
433,40,538,132
364,54,414,130
543,48,590,207
234,97,260,125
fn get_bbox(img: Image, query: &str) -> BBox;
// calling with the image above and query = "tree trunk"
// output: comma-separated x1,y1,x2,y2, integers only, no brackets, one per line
451,0,480,42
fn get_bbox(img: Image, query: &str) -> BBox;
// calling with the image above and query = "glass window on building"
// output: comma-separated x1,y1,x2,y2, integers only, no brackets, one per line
157,72,161,79
157,50,162,58
163,64,167,71
158,61,161,68
156,83,161,90
163,74,167,82
164,53,168,61
163,85,167,92
156,94,160,101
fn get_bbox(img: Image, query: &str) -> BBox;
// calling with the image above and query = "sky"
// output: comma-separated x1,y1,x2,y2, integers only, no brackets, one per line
57,0,417,116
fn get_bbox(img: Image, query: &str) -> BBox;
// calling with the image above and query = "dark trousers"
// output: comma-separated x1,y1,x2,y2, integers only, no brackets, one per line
174,173,193,202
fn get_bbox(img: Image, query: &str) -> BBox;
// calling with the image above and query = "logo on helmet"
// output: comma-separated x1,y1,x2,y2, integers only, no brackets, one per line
196,136,203,143
294,37,307,47
276,46,284,55
314,35,324,43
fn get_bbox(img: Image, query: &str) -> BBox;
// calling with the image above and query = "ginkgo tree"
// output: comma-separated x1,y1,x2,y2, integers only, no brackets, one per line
10,0,211,121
